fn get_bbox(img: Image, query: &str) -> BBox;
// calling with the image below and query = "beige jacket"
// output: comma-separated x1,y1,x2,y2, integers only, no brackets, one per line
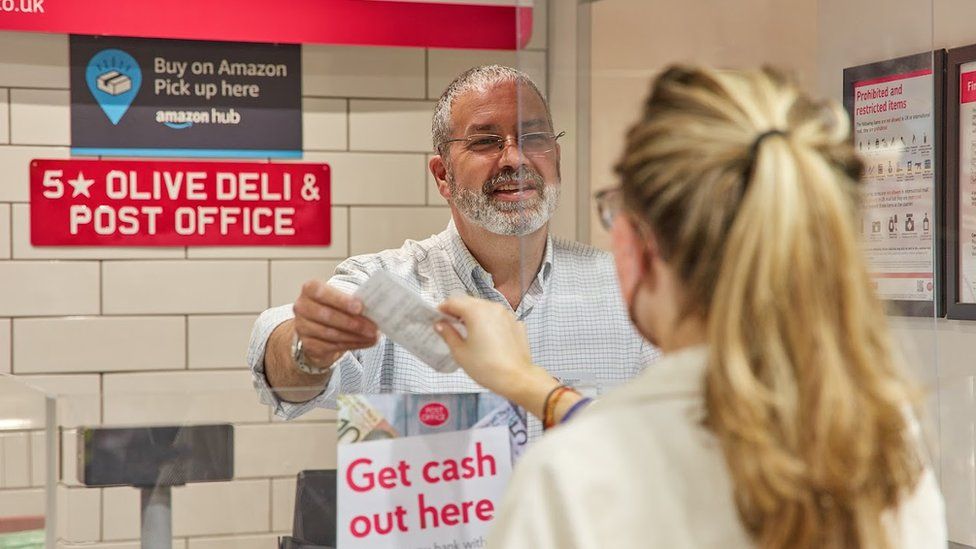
488,346,946,548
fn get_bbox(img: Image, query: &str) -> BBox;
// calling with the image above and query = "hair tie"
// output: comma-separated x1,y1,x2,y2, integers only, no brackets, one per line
744,129,788,182
750,129,788,157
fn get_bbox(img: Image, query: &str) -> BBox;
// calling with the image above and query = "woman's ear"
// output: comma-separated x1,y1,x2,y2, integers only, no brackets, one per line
611,215,650,305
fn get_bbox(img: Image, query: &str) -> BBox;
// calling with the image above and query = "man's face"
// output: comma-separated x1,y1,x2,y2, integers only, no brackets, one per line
432,81,561,236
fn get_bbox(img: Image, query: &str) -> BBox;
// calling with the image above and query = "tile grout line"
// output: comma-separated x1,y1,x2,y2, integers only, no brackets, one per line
345,98,351,152
184,315,189,370
8,318,12,378
98,260,104,316
7,202,12,259
268,476,274,533
425,48,430,101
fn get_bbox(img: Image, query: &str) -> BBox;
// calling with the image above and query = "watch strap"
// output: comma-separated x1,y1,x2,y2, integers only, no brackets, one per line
291,333,333,375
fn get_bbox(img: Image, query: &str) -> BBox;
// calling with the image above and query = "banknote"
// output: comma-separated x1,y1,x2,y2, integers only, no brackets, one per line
337,394,399,443
473,400,528,462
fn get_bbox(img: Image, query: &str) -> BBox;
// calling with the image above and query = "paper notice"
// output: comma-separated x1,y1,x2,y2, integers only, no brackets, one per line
354,270,466,373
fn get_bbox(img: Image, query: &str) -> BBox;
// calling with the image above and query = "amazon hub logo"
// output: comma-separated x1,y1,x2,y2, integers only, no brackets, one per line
154,108,242,129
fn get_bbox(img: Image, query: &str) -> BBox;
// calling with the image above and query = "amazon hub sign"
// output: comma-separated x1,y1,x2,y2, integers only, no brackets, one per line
69,35,301,158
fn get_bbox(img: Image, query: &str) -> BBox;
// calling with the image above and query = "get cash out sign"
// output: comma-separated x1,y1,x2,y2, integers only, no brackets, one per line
29,159,331,246
338,427,512,549
337,393,525,548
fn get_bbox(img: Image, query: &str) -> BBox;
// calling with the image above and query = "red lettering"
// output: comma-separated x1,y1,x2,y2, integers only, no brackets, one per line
397,461,412,487
423,461,440,484
421,444,498,485
394,505,409,532
442,459,459,482
461,455,476,478
475,499,494,521
441,502,460,526
373,509,396,535
377,466,398,489
350,515,371,538
349,507,409,538
416,495,496,529
418,493,438,529
346,458,374,492
346,458,412,492
476,442,496,477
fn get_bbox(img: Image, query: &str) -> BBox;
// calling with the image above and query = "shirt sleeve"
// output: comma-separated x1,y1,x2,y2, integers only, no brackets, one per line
246,256,378,419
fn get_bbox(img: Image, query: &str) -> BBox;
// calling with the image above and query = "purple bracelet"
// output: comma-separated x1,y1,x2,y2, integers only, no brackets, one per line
559,397,593,424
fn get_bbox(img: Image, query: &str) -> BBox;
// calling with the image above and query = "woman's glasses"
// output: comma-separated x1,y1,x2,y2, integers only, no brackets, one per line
595,187,623,231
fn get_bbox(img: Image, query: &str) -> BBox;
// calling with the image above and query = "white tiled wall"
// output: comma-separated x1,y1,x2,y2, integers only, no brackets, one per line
13,317,185,374
187,315,259,369
10,89,69,146
348,99,436,152
270,260,343,306
0,17,549,544
0,147,71,201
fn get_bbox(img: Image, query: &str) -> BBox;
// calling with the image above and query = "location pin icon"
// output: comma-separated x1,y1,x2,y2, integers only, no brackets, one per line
85,48,142,125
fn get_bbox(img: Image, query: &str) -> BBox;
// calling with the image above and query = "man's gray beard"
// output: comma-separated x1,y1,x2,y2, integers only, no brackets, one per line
448,170,561,236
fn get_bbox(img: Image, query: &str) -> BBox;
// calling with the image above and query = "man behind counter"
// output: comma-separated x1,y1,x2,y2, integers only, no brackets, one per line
247,65,656,434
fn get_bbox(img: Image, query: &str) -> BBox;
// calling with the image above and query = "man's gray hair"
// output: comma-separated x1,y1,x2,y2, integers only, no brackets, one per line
431,64,552,154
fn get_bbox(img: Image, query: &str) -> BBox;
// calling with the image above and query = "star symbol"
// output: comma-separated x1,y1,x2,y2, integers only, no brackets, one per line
67,172,95,198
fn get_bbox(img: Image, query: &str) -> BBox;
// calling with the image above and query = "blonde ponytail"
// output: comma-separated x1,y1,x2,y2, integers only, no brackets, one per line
615,66,922,548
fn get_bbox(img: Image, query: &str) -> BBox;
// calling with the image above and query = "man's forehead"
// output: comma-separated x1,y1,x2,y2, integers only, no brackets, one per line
452,81,550,131
467,118,549,132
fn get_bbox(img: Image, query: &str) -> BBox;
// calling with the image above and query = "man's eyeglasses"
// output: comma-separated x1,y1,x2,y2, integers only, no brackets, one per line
439,131,565,156
595,187,623,231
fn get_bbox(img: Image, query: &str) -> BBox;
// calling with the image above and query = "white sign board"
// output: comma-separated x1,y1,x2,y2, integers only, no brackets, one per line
337,426,512,549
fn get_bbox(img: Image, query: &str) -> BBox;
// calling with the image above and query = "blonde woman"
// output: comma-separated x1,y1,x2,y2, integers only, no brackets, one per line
435,66,945,548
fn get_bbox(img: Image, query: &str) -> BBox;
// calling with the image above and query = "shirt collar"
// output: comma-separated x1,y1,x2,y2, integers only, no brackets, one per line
442,219,555,291
599,345,709,406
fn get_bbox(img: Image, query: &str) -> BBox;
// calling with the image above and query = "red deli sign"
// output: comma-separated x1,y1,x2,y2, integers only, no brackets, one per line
30,159,330,246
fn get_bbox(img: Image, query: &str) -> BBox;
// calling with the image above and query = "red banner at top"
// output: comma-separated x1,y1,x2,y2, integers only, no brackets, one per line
0,0,533,50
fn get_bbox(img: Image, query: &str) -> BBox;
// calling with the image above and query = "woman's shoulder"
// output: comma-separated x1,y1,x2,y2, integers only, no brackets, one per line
493,388,750,549
522,384,711,481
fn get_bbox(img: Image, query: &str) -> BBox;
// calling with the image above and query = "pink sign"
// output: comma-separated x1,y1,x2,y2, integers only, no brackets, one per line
0,0,533,50
30,158,331,246
961,70,976,104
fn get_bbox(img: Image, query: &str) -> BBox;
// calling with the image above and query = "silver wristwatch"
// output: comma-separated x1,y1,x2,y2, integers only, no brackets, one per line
290,333,333,375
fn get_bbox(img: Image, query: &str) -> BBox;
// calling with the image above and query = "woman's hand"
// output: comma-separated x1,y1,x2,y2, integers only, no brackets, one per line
437,295,586,425
436,295,553,400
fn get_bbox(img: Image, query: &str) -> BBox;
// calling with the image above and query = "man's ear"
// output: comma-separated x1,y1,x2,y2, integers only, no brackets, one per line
429,155,451,200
